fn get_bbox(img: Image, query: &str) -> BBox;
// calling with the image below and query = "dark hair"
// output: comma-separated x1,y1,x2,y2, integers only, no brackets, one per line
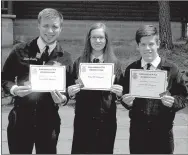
80,22,117,63
135,25,159,44
38,8,63,27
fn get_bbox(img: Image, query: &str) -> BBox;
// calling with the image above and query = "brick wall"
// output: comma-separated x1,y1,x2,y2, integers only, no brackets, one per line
13,1,159,21
13,19,182,43
13,1,188,22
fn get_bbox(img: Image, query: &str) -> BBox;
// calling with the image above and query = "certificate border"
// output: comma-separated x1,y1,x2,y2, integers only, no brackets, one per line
29,65,66,92
79,63,114,91
129,69,167,99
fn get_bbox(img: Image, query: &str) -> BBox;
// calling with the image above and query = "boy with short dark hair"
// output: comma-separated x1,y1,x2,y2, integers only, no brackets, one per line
121,25,187,154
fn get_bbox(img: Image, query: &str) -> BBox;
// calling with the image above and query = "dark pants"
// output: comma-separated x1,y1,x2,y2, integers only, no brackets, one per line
71,115,117,154
7,108,60,154
129,122,174,154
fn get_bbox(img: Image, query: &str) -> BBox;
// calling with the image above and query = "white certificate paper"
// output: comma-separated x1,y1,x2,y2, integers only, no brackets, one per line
30,65,66,92
130,69,167,99
79,63,114,90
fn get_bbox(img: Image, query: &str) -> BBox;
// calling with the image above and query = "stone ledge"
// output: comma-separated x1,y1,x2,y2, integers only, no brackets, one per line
2,14,16,19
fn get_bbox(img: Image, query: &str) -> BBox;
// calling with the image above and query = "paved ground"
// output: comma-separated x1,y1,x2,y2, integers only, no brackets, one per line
1,100,188,154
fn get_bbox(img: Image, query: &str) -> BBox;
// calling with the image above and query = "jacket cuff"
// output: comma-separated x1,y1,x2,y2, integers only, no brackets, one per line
10,85,18,96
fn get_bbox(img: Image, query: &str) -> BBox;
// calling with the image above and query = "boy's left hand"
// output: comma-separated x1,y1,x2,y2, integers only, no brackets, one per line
110,84,123,97
161,95,174,107
51,90,67,104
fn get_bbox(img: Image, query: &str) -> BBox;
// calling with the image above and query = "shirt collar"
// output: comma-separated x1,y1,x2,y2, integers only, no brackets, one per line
141,55,161,68
91,54,104,63
37,37,57,54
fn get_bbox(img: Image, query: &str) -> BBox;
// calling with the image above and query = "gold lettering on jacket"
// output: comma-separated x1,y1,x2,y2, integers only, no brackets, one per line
23,57,38,61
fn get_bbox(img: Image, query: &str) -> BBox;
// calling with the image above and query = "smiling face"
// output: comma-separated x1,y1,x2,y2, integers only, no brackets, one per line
90,28,106,52
137,35,160,63
38,17,62,45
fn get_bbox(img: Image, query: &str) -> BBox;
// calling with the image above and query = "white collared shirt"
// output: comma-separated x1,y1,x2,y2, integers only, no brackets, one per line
37,37,57,55
141,56,161,70
91,54,104,63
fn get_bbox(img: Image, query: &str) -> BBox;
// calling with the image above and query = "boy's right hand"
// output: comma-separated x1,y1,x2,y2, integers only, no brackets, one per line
122,94,135,107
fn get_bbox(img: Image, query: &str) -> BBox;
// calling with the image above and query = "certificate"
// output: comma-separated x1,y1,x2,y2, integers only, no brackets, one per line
130,69,167,99
79,63,114,90
30,65,66,92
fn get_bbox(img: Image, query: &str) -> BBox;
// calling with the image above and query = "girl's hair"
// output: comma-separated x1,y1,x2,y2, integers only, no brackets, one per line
80,22,117,63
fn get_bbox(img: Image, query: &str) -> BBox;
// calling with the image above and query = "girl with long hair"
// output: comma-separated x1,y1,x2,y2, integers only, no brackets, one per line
68,22,123,154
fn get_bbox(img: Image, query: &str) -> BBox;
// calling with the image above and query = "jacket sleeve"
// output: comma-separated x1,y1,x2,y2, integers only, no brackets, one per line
181,70,188,95
65,53,74,88
72,58,80,82
120,65,132,110
2,45,21,95
168,66,187,112
65,57,80,103
61,52,74,105
113,60,123,85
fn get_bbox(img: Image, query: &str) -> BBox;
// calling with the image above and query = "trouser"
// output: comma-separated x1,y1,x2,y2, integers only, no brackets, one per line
129,122,174,154
71,115,117,154
7,108,60,154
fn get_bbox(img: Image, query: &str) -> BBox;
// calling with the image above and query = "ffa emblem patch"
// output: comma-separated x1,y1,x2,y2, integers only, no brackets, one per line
132,73,138,79
31,68,37,75
53,61,61,66
81,66,86,72
36,53,41,59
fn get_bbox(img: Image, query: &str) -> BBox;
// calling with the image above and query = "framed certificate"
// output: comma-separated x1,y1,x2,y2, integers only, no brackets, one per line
30,65,66,92
130,69,167,99
79,63,114,90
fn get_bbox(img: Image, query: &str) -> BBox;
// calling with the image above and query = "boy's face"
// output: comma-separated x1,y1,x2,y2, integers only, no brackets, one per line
137,35,160,63
38,17,62,45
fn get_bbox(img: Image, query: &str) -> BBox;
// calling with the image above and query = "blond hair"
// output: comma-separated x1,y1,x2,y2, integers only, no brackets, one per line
38,8,63,27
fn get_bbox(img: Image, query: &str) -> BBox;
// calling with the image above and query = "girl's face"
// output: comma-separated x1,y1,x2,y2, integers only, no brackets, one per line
90,28,106,52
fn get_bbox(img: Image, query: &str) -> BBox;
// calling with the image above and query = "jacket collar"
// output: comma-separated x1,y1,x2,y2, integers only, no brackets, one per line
157,57,172,71
26,37,64,58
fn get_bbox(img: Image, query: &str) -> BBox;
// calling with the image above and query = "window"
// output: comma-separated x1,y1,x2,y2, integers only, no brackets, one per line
1,1,12,14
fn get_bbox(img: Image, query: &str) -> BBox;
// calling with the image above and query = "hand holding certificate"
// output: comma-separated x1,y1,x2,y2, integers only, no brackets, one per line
30,65,66,92
130,69,167,99
79,63,114,90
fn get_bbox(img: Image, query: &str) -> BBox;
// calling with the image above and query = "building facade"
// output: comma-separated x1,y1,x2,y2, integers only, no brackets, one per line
1,1,188,47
